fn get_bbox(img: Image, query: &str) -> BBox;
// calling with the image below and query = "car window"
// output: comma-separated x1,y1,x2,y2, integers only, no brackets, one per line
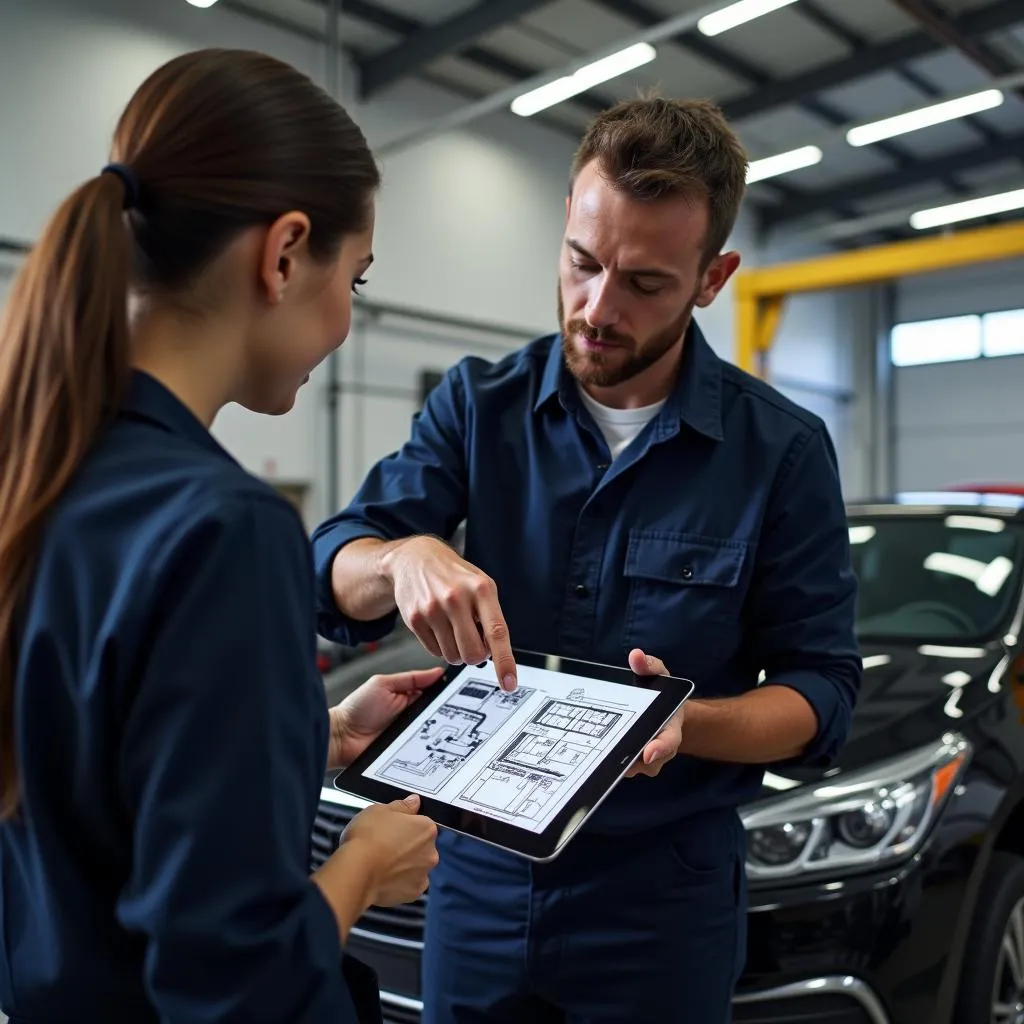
850,515,1024,642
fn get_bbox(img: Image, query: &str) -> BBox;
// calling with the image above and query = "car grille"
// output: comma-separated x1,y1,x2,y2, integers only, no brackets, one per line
733,992,874,1023
310,796,428,946
382,1005,422,1024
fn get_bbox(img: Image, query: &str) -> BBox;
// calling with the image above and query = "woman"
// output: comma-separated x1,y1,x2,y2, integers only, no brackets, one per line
0,49,439,1024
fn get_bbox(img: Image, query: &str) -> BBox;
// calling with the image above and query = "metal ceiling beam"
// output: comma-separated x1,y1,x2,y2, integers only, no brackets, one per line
222,0,601,140
372,0,742,156
794,0,996,191
339,0,609,113
358,0,555,99
722,0,1024,122
884,0,1024,178
592,0,965,214
763,128,1024,227
798,0,1001,142
887,0,1024,96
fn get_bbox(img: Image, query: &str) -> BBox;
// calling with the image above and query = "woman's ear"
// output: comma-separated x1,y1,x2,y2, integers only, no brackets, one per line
259,211,312,305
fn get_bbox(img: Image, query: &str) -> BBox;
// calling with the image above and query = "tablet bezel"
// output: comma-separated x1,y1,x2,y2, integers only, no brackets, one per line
332,648,695,862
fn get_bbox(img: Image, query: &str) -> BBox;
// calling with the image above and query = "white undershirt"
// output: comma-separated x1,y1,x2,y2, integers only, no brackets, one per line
577,386,666,461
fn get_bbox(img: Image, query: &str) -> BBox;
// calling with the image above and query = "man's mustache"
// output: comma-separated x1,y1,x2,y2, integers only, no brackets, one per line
565,319,633,347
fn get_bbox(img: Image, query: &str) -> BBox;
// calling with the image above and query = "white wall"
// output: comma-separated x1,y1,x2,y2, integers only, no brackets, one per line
0,0,861,520
893,258,1024,491
897,258,1023,322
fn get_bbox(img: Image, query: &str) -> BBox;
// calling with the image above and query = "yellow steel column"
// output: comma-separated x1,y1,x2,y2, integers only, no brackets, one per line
735,285,785,379
735,289,759,376
755,294,785,379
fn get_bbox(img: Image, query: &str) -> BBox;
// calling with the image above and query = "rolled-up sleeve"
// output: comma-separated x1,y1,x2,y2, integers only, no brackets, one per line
750,425,862,767
311,365,469,646
116,496,357,1024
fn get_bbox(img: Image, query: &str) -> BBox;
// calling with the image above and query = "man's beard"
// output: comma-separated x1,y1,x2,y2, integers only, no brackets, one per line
558,288,697,389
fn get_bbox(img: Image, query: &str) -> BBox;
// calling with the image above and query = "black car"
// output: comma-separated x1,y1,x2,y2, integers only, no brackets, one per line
312,492,1024,1024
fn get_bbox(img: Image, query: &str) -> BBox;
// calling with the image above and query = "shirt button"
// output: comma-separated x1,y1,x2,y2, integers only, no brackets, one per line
574,584,590,598
597,463,609,472
681,566,694,580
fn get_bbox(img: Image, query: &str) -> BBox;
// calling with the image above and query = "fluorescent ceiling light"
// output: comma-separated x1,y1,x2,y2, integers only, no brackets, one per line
511,43,656,117
698,0,800,36
910,187,1024,230
862,654,892,670
746,145,822,184
186,0,220,7
847,89,1004,147
945,514,1005,533
849,525,876,545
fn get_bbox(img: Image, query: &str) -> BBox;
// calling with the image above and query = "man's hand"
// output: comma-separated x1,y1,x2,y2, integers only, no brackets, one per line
624,648,685,779
328,667,445,769
383,536,518,691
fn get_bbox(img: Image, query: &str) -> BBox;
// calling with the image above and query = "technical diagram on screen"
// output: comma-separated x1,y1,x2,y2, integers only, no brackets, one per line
335,650,694,860
375,680,534,794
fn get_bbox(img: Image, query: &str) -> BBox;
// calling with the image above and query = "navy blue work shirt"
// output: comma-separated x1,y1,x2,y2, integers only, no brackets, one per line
312,324,862,834
0,373,361,1023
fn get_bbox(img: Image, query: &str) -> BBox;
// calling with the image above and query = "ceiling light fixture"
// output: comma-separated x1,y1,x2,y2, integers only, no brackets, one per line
746,145,822,184
698,0,801,37
847,89,1004,147
910,187,1024,230
186,0,220,7
511,43,656,117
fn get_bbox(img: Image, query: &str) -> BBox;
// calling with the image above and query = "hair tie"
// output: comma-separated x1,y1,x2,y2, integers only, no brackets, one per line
101,163,140,211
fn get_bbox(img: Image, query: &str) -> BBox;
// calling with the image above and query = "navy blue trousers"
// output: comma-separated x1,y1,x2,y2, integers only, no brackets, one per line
421,809,747,1024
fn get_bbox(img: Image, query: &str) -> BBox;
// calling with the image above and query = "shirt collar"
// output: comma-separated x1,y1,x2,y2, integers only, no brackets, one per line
120,370,239,462
534,320,724,442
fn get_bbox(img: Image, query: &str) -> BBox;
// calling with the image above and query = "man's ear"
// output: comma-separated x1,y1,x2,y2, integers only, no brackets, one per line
694,251,741,308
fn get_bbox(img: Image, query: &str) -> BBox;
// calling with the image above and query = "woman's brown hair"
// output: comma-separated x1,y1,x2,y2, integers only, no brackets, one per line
0,48,380,819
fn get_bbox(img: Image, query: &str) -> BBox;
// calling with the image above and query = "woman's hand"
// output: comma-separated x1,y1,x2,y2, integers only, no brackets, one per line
313,794,439,940
328,666,444,768
338,794,440,906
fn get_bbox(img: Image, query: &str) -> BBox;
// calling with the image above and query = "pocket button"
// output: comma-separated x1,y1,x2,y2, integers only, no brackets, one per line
681,565,694,580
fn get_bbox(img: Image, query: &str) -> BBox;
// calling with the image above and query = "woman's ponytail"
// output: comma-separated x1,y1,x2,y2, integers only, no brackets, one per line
0,170,132,818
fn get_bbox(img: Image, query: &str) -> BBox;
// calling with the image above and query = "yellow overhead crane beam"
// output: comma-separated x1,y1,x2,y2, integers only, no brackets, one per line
734,219,1024,377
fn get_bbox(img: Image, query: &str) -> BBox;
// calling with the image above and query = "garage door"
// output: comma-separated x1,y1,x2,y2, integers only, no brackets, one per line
893,307,1024,491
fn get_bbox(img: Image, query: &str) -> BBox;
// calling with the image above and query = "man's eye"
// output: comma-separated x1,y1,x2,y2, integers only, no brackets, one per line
633,281,662,296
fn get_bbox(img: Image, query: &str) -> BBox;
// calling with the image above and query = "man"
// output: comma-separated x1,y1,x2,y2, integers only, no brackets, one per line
312,96,861,1024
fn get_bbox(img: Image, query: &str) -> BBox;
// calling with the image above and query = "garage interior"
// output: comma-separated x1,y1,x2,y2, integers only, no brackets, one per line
1,1,1024,1023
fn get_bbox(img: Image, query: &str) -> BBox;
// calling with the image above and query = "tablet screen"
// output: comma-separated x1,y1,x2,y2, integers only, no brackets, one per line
335,649,693,861
361,662,661,836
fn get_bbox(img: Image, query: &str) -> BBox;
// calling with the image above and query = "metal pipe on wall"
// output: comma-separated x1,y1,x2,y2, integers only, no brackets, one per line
351,314,367,504
324,0,343,514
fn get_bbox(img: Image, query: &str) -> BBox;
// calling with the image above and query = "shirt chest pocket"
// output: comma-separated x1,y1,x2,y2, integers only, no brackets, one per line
624,531,749,642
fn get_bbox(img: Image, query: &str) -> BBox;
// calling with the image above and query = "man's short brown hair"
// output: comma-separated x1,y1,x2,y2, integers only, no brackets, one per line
570,96,748,265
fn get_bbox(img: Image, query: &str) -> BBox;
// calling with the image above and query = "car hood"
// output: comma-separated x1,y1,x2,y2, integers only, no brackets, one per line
756,639,1011,794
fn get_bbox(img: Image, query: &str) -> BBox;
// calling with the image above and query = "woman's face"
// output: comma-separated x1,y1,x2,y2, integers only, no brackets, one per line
242,206,375,416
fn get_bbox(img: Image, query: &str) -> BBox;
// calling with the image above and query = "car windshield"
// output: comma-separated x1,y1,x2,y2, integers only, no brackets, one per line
850,514,1024,642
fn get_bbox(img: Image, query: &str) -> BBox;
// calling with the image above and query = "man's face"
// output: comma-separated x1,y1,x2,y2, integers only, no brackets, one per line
558,159,739,398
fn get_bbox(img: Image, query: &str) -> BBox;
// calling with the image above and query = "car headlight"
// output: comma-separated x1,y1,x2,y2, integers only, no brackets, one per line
741,733,971,882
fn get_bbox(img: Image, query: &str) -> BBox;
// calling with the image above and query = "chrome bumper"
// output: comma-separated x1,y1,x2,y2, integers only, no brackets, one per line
733,975,891,1023
382,973,891,1023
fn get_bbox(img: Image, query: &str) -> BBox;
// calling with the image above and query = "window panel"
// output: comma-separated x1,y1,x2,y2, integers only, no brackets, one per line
891,314,982,367
982,308,1024,358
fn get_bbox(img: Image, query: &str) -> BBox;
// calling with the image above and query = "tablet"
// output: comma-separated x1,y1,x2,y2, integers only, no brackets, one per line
332,649,694,862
